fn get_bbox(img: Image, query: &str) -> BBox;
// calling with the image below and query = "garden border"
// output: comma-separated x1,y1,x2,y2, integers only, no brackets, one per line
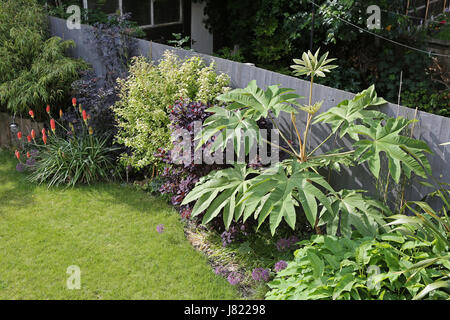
48,16,449,204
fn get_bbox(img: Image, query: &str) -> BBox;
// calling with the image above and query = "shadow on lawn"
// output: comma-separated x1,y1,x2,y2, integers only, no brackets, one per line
0,150,38,213
0,149,173,220
0,150,40,213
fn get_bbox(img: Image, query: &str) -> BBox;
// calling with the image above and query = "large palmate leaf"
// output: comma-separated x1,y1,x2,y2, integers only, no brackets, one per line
242,161,335,235
349,117,432,183
181,164,257,229
196,80,303,155
314,85,387,140
196,106,261,155
319,190,392,238
216,80,303,118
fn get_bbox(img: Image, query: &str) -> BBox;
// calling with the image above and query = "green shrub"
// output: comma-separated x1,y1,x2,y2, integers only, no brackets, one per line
112,50,230,170
266,187,450,300
0,0,87,117
266,233,449,300
402,89,450,118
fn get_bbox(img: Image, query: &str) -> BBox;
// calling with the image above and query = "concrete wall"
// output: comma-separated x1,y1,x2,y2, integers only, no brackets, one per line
48,16,450,205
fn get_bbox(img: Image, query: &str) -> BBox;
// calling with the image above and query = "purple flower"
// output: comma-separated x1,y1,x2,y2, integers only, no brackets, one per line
274,260,288,272
26,158,36,168
276,238,291,252
214,266,228,277
288,235,299,248
156,224,164,233
276,235,300,252
251,268,270,282
227,272,242,285
16,162,25,173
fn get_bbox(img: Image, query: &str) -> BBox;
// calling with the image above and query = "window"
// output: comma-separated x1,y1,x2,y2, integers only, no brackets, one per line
122,0,183,28
122,0,152,25
153,0,181,25
83,0,183,28
85,0,119,14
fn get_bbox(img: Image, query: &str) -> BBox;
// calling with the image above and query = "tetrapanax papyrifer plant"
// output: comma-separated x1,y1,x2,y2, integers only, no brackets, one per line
183,49,432,237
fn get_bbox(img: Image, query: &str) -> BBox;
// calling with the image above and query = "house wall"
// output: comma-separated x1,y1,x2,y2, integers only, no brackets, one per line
48,16,450,206
190,1,213,55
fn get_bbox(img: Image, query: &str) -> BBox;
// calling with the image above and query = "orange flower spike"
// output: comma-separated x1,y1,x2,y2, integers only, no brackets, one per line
27,135,32,143
17,131,22,140
29,110,35,119
42,128,46,136
46,105,51,114
15,150,20,160
72,98,77,107
42,133,47,145
31,129,36,140
59,109,63,118
27,152,31,158
50,119,56,133
82,110,88,123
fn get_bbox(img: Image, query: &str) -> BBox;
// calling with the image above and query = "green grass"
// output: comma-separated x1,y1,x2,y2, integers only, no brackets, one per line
0,150,239,300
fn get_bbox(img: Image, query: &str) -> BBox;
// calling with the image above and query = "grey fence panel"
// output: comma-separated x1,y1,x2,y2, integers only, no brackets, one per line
48,16,449,204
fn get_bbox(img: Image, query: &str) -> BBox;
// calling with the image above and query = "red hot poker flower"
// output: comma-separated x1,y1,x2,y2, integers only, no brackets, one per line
27,152,31,158
42,133,47,145
72,98,77,107
46,105,51,114
29,110,35,119
59,109,63,118
50,119,56,132
17,131,22,140
15,150,20,160
42,128,46,137
82,110,88,122
31,129,36,139
27,135,32,143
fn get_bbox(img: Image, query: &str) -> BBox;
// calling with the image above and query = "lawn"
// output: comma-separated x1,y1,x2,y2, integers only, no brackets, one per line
0,150,239,300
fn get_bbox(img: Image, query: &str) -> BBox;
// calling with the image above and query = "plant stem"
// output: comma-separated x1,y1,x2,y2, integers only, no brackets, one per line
268,113,300,158
261,137,300,160
308,150,355,159
308,130,336,157
291,112,303,155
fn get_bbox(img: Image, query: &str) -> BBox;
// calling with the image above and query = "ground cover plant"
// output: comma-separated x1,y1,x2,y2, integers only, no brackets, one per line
0,150,240,299
266,188,450,300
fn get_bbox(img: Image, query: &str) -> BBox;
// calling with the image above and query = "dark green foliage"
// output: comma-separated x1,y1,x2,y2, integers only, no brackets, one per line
200,0,444,115
266,234,449,300
0,0,88,117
